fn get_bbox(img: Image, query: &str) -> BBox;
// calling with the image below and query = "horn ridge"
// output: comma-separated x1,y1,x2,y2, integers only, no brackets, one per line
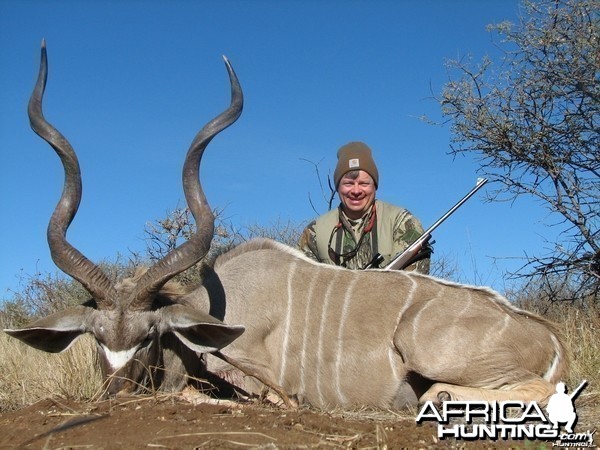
130,57,243,309
28,41,117,309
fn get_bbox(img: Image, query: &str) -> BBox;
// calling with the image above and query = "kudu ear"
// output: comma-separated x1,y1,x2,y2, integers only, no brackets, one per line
159,304,244,353
3,306,91,353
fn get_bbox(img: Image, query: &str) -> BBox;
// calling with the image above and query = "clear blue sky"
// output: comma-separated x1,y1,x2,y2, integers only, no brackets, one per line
0,0,559,299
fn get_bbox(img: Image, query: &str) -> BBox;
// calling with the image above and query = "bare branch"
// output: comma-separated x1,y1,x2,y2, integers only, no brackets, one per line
434,0,599,303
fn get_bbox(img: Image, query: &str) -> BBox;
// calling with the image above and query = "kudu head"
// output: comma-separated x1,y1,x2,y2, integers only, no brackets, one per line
4,41,245,396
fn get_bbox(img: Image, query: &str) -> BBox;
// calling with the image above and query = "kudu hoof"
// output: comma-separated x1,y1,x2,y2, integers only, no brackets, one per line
437,390,452,403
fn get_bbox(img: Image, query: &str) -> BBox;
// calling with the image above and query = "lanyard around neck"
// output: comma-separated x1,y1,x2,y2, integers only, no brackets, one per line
328,202,377,266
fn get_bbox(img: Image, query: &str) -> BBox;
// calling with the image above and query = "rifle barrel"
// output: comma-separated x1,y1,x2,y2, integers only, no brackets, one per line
418,177,488,240
383,178,488,271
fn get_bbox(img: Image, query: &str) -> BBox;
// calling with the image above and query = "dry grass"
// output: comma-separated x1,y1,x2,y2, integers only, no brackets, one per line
0,333,102,412
537,305,600,405
558,306,600,428
562,308,600,390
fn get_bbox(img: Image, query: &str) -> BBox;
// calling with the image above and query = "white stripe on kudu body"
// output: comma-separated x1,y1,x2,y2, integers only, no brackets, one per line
278,259,297,385
333,275,358,404
315,271,340,405
298,269,322,395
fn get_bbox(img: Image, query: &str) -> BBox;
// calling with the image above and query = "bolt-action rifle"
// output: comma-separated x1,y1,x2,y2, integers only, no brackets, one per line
363,178,488,270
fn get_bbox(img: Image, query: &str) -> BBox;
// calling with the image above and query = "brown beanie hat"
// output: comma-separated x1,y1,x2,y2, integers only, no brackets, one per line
333,142,379,188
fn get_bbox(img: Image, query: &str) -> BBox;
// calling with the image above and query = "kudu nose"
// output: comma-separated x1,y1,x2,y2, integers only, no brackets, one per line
104,374,136,398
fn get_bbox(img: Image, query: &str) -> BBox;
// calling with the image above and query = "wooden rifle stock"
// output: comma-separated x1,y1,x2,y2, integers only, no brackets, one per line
382,178,488,271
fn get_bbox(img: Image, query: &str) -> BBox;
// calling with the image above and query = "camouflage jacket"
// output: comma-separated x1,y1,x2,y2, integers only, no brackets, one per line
298,199,430,273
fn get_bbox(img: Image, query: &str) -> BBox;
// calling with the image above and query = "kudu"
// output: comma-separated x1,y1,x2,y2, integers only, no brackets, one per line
6,42,568,409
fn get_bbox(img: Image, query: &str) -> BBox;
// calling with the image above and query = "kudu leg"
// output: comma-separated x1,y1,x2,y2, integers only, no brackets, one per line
213,351,295,408
420,378,556,406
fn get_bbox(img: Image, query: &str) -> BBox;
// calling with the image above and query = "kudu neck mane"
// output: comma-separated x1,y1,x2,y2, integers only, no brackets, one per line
213,238,308,269
115,267,191,309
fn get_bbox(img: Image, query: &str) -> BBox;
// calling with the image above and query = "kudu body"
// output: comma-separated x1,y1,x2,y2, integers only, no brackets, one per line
6,43,568,408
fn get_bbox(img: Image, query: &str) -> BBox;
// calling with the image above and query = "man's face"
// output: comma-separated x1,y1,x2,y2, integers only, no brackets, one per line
337,170,376,219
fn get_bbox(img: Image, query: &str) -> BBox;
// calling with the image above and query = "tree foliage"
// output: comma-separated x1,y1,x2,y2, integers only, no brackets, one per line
439,0,599,302
143,206,304,261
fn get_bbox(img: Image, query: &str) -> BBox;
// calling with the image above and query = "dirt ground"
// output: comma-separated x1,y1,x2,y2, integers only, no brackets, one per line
3,393,593,449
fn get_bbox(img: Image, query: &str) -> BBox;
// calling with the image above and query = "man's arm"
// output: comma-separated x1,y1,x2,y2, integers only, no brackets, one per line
392,211,431,274
297,221,321,262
